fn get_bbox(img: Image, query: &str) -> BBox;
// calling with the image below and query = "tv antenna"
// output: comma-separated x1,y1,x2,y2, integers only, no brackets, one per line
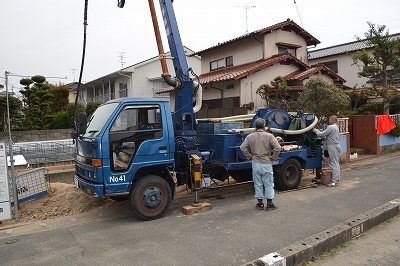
117,52,126,69
70,69,77,81
236,5,256,34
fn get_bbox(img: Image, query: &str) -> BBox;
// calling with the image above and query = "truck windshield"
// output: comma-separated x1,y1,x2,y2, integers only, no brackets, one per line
83,102,119,138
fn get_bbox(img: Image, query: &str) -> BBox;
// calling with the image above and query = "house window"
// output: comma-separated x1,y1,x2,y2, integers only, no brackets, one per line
210,58,225,70
118,82,128,98
278,46,297,57
152,80,170,98
210,56,233,71
226,56,233,67
322,60,338,73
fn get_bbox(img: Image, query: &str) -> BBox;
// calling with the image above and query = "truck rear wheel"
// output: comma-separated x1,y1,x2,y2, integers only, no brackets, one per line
129,175,172,220
275,158,302,190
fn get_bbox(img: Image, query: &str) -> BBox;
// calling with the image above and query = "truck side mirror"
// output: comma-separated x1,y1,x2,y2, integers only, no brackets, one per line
117,0,125,8
78,112,87,135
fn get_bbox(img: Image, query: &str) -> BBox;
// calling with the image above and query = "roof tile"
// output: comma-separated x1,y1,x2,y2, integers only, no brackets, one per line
284,63,346,83
308,33,400,60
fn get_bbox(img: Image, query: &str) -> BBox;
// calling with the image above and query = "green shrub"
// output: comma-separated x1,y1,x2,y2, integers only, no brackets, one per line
49,111,70,129
387,122,400,138
85,101,103,118
67,102,85,128
354,103,381,115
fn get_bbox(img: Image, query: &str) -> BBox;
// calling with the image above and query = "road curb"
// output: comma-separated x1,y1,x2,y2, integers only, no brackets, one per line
243,198,400,266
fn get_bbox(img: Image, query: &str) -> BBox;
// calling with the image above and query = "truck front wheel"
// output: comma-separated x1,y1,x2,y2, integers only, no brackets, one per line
129,175,172,220
275,158,302,190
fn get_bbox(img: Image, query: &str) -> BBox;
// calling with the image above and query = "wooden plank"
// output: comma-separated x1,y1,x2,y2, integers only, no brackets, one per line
11,164,75,175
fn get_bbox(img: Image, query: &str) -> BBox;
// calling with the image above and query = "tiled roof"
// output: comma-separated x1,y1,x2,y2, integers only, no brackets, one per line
193,19,320,56
308,33,400,60
198,52,308,84
155,54,346,95
308,40,372,60
284,63,346,83
156,86,174,94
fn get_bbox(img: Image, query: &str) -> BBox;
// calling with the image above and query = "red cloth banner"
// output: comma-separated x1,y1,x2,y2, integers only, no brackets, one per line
376,115,396,135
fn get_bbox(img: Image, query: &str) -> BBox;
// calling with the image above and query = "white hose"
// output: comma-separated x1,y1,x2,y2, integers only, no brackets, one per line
228,116,319,135
197,114,255,123
192,81,202,113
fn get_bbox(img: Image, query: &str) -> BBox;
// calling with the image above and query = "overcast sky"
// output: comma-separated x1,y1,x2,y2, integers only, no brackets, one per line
1,0,400,93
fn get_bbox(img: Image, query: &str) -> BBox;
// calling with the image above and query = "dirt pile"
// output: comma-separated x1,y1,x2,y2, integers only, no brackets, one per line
3,183,122,225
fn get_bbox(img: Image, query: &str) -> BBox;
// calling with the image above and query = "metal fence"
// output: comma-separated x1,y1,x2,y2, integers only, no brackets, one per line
7,140,75,167
10,167,50,203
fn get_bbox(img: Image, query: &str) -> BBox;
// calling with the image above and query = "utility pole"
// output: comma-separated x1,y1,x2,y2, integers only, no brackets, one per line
117,52,126,69
4,71,18,222
236,5,256,34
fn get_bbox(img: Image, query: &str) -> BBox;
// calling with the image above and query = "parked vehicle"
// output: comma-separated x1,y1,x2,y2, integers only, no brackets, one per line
72,0,323,220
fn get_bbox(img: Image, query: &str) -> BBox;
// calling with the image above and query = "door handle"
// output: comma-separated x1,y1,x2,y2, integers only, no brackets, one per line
159,146,167,153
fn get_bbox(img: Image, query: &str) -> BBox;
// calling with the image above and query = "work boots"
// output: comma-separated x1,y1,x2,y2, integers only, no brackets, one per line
265,203,278,211
266,199,278,211
256,199,264,210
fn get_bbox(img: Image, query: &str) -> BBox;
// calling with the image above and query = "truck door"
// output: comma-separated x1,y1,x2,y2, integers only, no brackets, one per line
108,104,166,173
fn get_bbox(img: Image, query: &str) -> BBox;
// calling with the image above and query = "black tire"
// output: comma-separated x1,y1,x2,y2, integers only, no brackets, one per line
129,175,172,220
109,196,128,201
230,170,253,182
275,158,302,190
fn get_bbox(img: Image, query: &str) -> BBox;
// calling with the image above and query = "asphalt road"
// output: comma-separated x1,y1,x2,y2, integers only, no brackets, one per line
1,152,400,266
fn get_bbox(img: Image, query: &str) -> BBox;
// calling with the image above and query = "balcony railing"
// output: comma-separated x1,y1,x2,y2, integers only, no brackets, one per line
337,118,349,134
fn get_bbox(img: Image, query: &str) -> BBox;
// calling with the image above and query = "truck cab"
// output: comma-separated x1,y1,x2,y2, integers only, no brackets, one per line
73,98,176,220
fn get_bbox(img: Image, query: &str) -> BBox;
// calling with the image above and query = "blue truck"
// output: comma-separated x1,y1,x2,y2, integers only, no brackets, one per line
72,0,323,220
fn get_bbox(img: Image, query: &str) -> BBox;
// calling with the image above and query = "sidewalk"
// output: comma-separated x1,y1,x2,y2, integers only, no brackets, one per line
243,198,400,266
310,214,400,265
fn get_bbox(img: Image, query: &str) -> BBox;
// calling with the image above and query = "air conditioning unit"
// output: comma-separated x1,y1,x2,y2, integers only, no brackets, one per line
242,102,254,110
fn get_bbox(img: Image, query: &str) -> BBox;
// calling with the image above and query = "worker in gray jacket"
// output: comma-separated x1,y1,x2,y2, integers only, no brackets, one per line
313,115,341,187
240,118,281,211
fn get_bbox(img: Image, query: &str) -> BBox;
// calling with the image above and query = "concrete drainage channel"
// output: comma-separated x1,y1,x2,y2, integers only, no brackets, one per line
243,198,400,266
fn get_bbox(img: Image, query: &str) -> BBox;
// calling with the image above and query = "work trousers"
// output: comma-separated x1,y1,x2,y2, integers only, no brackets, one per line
327,144,341,183
252,161,274,200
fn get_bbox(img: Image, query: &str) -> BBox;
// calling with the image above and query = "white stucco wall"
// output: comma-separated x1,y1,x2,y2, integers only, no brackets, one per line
309,50,371,88
79,48,201,107
264,29,308,63
199,38,263,74
200,30,309,74
132,53,201,98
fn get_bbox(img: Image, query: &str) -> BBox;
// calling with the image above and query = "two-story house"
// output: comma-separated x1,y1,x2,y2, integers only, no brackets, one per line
75,47,200,105
308,33,400,97
183,19,346,118
308,39,373,89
